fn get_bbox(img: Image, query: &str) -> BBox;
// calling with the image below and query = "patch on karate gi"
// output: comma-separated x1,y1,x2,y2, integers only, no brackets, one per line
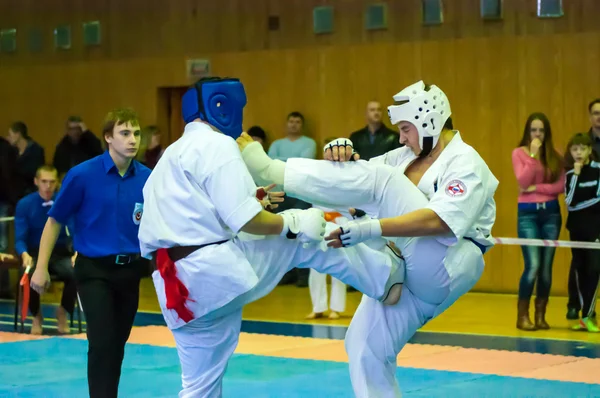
132,202,144,225
445,180,466,197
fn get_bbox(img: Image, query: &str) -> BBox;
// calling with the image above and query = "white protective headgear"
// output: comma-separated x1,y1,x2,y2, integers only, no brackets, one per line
387,81,451,157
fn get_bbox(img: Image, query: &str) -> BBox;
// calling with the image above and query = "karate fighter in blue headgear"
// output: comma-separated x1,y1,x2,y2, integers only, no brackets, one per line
138,77,406,397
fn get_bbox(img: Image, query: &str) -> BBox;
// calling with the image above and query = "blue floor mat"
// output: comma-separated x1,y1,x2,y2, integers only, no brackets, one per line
0,338,599,397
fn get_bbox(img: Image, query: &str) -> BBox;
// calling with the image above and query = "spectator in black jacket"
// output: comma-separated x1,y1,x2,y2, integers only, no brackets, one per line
7,121,45,198
564,132,600,330
349,101,402,161
52,116,103,178
0,136,18,298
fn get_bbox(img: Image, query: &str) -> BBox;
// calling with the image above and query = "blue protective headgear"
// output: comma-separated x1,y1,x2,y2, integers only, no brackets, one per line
181,77,247,139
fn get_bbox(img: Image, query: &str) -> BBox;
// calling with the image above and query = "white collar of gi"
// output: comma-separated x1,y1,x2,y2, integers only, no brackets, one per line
183,121,214,136
183,122,223,135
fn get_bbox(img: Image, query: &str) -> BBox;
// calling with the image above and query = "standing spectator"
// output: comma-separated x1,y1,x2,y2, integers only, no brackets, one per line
563,133,600,332
305,136,348,318
268,112,316,287
137,126,163,169
588,98,600,156
349,101,402,161
512,112,565,331
568,99,600,319
7,121,45,198
248,126,267,150
0,136,18,298
53,116,103,179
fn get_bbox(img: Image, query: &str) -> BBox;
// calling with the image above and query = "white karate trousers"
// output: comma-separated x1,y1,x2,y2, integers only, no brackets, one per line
309,269,346,313
283,158,486,398
170,223,397,398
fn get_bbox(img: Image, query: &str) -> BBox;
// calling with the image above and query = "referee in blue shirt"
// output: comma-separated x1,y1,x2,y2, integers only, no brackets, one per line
30,108,151,398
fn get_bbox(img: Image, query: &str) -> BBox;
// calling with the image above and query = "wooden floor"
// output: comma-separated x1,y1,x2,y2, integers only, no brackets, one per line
132,278,600,343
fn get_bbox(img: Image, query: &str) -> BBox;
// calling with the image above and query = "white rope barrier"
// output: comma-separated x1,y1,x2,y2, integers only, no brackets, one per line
492,237,600,250
1,215,599,249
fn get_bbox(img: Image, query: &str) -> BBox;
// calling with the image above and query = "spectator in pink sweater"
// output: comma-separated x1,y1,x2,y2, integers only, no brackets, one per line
512,112,565,332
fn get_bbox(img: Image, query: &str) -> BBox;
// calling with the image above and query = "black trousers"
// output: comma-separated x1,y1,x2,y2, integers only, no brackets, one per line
74,255,146,398
567,264,580,311
569,231,600,318
29,253,76,316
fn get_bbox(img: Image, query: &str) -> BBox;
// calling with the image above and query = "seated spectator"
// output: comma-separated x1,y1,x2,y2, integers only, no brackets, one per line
14,165,76,335
53,116,103,179
0,253,15,261
7,121,45,198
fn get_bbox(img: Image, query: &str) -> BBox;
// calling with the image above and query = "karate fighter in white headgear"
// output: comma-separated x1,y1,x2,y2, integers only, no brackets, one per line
239,81,499,397
137,77,405,398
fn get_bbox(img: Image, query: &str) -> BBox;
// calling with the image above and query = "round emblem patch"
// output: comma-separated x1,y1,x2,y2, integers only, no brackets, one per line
132,202,144,225
445,180,466,197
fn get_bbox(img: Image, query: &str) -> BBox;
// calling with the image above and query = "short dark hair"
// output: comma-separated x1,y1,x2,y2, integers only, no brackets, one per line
588,99,600,113
66,115,82,125
102,108,140,138
35,164,58,178
144,125,161,136
9,121,28,139
287,112,304,124
565,132,598,168
247,126,266,140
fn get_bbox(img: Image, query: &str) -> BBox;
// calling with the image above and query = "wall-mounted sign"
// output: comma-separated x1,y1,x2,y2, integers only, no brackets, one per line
186,59,211,80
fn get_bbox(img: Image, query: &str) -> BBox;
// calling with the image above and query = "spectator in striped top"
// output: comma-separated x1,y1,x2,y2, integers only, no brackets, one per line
564,133,600,332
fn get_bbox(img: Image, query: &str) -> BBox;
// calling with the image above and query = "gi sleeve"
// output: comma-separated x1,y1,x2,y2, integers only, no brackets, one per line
47,170,85,225
426,156,491,243
202,140,263,233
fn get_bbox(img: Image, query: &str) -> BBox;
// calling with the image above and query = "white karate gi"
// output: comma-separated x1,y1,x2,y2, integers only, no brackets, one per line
279,132,498,397
138,122,399,398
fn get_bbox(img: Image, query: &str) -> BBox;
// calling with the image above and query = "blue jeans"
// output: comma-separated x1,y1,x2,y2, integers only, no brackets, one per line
517,201,562,300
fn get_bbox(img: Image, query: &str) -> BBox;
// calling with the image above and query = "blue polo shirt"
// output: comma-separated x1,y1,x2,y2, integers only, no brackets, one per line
48,150,151,258
14,192,73,256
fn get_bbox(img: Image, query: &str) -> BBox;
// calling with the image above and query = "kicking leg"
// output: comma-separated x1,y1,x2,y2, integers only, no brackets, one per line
240,140,428,219
231,224,402,308
172,309,242,398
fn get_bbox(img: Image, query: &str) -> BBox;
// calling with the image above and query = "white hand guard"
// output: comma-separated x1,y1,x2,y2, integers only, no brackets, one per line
339,217,383,247
323,138,357,159
280,208,326,244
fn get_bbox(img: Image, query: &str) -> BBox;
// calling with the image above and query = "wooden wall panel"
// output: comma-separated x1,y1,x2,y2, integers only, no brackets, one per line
0,0,599,295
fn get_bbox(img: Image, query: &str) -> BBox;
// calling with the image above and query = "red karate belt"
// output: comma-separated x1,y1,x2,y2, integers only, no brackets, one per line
155,248,194,323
